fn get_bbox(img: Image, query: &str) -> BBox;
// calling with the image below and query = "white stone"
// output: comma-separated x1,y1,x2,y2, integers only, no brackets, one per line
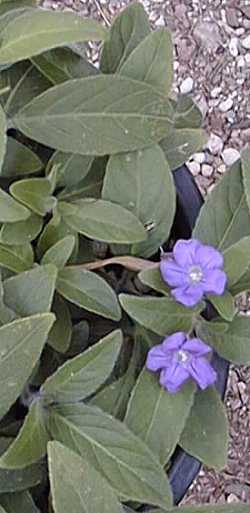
245,53,250,65
180,77,194,94
211,86,222,98
219,97,234,112
187,161,200,176
229,37,239,57
241,35,250,50
207,133,224,155
155,14,165,27
222,148,240,166
202,164,213,177
217,164,226,174
193,152,206,164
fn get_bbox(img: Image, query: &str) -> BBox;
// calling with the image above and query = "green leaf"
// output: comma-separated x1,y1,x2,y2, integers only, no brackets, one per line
125,369,195,465
48,402,173,509
37,210,77,258
180,387,229,470
199,315,250,364
0,243,33,273
10,178,57,216
101,2,150,73
0,213,42,245
120,28,173,95
57,267,121,321
151,506,250,513
41,235,75,269
48,295,72,353
102,145,176,256
42,330,122,403
0,399,49,469
59,157,105,201
0,1,36,15
138,265,169,295
242,147,250,214
0,9,107,65
0,491,40,513
174,96,203,129
223,237,250,295
48,441,124,513
58,199,147,244
208,290,235,322
193,161,250,250
1,137,42,178
46,150,94,188
161,128,207,170
0,104,6,172
0,188,30,223
0,313,55,420
13,75,174,156
119,294,202,336
3,264,57,317
32,46,99,85
0,437,44,492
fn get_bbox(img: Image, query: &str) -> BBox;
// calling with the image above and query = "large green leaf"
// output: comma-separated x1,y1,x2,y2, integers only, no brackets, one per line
46,150,94,189
120,28,173,95
48,402,172,509
0,104,6,173
41,236,75,269
207,290,235,322
0,188,30,223
37,210,77,258
3,264,57,317
174,96,203,129
0,437,44,492
125,369,195,465
0,137,42,178
139,265,169,295
161,128,207,170
242,147,250,214
0,1,36,16
57,267,121,321
0,400,49,469
58,157,106,201
180,387,229,470
58,199,147,244
0,213,42,245
101,2,150,73
10,177,57,216
0,492,40,513
102,145,176,256
199,315,250,364
48,295,72,353
193,161,250,250
42,330,122,403
0,313,55,420
0,243,33,273
32,46,99,85
223,237,250,295
13,76,174,156
0,9,107,65
119,294,202,335
48,442,123,513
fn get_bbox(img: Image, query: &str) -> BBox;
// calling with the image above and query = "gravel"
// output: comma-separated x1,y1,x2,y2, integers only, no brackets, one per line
41,0,250,506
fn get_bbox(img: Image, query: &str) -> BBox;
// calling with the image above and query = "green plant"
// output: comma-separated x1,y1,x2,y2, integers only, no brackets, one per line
0,1,248,512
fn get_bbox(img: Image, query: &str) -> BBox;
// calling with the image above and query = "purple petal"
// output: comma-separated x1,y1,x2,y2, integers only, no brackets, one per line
202,269,227,295
160,258,188,287
160,362,190,393
162,332,186,352
173,239,201,267
146,344,169,372
188,356,217,390
172,284,204,307
195,244,224,270
182,338,212,356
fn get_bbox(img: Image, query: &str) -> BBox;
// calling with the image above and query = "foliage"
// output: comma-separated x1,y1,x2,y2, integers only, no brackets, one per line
0,2,248,513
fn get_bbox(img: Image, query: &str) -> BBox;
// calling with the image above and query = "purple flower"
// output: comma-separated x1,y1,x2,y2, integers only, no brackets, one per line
146,332,217,393
160,239,227,307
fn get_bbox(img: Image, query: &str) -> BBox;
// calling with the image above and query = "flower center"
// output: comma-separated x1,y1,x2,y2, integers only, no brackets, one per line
176,349,190,364
188,265,203,284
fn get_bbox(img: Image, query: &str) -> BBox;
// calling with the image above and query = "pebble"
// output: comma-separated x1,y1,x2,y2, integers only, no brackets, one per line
187,161,200,176
219,97,234,112
245,53,250,66
211,86,222,98
217,164,226,174
155,14,165,27
241,35,250,50
207,133,224,155
201,164,213,177
180,77,194,94
229,37,239,57
237,55,246,67
193,152,206,164
222,148,240,166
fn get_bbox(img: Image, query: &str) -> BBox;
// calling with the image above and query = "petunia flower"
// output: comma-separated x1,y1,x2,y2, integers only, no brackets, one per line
160,239,227,307
146,332,217,393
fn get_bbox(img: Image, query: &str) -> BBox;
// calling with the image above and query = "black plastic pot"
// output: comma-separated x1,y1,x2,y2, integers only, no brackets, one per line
137,164,229,511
